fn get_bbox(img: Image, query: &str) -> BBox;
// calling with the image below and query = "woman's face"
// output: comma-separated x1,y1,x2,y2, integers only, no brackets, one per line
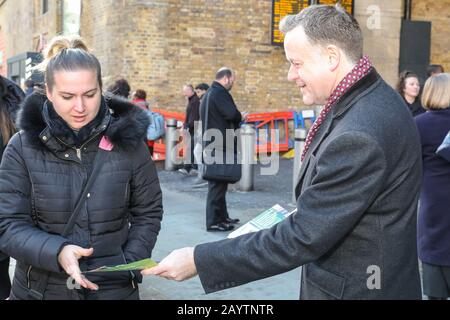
403,76,420,99
46,69,101,130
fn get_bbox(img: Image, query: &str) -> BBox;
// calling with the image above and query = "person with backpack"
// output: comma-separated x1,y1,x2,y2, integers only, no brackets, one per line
0,35,163,300
132,89,158,156
0,75,25,300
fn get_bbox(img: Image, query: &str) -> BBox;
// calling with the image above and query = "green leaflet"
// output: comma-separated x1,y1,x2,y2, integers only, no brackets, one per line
84,258,158,273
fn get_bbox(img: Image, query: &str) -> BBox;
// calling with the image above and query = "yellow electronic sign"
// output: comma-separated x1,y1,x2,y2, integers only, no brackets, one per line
271,0,354,46
271,0,310,46
317,0,354,15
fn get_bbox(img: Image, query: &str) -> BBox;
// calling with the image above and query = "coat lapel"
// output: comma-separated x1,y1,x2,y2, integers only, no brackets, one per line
294,112,334,197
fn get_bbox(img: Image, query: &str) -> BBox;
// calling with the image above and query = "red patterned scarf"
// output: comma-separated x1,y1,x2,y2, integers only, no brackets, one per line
301,56,373,161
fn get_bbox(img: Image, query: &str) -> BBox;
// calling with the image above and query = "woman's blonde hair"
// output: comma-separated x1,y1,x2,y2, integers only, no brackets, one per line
36,35,102,90
421,73,450,110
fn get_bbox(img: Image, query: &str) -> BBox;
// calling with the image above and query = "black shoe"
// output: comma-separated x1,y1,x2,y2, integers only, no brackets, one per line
225,217,240,224
207,222,234,232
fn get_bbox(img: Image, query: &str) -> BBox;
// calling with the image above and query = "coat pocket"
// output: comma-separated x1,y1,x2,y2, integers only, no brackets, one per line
305,263,346,299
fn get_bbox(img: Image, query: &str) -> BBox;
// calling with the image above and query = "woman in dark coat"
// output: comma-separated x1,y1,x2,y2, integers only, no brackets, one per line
0,76,24,299
0,36,163,300
415,73,450,300
397,70,426,117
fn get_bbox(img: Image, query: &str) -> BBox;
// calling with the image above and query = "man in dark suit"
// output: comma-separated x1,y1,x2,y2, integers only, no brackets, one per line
142,4,423,299
200,68,241,232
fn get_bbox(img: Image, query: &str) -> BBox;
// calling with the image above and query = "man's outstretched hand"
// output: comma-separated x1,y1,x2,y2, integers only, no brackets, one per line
141,247,197,281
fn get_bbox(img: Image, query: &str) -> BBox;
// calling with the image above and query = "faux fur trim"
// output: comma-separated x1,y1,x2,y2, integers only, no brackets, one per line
17,92,150,151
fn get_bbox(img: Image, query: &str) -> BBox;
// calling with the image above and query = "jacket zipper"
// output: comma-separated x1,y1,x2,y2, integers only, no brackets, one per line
55,131,103,161
27,265,33,288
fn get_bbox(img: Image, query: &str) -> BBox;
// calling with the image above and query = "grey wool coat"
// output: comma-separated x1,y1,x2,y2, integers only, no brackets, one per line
194,69,423,300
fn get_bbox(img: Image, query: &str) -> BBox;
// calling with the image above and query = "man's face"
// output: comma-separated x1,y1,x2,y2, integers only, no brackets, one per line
183,86,194,98
224,75,235,91
46,69,101,130
195,89,207,98
284,27,335,105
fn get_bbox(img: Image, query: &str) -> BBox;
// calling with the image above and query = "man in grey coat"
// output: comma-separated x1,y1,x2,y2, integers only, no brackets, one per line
142,4,423,299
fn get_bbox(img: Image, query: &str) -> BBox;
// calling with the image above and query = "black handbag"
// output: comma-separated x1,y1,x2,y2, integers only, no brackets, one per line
201,92,242,183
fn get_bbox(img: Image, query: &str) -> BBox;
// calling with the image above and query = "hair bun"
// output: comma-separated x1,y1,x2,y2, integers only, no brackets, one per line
44,35,89,60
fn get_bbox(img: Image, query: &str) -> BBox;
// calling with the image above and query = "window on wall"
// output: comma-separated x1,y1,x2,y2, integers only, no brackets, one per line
42,0,48,14
62,0,81,35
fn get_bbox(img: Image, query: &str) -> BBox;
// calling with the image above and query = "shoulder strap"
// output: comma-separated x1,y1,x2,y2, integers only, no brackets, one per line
62,148,107,237
202,91,211,149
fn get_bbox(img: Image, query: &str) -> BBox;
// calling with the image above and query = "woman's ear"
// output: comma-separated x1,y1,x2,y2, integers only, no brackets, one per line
45,84,53,102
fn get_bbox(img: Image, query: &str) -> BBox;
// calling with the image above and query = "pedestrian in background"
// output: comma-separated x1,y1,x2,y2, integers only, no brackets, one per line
178,84,200,176
427,64,444,79
0,75,24,300
107,78,131,99
24,79,35,96
0,35,163,300
132,89,155,156
415,73,450,300
192,83,210,187
200,68,241,232
397,70,425,117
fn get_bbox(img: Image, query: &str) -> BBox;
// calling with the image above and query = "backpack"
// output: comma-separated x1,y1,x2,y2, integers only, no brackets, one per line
146,110,165,140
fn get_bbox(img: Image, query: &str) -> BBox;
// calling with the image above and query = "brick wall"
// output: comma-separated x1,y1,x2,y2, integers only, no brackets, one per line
412,0,450,73
82,0,406,113
1,0,447,112
0,28,6,76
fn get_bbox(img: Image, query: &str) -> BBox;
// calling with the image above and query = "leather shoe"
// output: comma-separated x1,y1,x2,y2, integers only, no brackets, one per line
225,217,240,224
207,222,234,232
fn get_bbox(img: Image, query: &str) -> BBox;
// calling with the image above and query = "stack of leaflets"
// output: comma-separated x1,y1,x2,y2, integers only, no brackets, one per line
228,204,296,239
84,258,158,273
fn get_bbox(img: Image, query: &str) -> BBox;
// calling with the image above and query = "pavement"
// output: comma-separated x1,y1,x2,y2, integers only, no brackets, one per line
139,158,301,300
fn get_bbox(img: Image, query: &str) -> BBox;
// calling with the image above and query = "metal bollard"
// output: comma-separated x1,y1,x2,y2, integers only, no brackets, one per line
165,119,178,171
292,128,307,202
239,124,256,191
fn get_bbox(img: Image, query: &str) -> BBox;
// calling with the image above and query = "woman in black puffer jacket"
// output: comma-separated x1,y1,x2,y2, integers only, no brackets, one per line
0,75,24,299
0,36,163,300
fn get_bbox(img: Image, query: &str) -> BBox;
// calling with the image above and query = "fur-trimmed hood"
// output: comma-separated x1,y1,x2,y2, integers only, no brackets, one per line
17,92,150,151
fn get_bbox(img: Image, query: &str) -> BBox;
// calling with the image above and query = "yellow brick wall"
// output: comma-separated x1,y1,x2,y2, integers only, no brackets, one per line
1,0,447,113
411,0,450,73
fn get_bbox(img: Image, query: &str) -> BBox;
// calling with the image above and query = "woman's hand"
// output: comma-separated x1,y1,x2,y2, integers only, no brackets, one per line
58,245,98,290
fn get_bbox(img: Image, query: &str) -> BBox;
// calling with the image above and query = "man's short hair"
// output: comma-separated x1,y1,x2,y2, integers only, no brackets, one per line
279,4,363,63
215,67,233,80
426,64,444,77
195,83,209,91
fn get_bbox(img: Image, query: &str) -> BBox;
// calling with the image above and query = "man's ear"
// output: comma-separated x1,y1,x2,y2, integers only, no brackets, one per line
325,45,340,72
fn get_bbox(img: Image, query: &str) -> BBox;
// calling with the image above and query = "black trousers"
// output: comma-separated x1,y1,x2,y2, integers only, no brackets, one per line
184,131,197,171
0,257,11,300
206,180,230,228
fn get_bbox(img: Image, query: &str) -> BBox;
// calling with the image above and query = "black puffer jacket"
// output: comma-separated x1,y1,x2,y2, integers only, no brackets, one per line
0,92,163,299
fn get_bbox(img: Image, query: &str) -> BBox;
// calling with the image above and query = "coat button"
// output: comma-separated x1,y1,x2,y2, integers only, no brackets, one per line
87,193,91,198
64,154,69,158
42,136,48,141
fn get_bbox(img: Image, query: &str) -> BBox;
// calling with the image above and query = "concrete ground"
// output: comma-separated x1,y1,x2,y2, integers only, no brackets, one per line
140,158,301,299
